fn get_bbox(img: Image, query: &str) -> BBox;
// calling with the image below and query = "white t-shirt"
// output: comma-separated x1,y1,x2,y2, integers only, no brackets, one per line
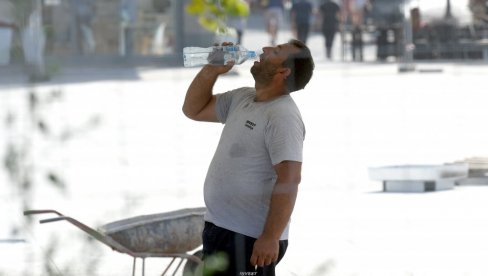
203,87,305,240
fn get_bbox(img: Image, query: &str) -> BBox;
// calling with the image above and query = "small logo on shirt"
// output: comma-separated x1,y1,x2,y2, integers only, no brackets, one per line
245,120,256,130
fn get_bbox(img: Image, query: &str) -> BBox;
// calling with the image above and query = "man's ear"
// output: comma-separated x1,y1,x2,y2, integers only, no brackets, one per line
278,67,291,79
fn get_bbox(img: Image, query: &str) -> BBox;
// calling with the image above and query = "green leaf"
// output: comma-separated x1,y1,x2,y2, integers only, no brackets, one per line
4,145,20,179
235,1,250,16
47,172,66,191
28,91,38,111
199,15,220,32
5,111,15,127
186,0,249,31
186,0,205,14
37,120,49,135
226,0,250,17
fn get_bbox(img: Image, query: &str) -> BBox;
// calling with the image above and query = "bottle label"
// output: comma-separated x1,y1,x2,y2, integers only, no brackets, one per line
223,45,239,52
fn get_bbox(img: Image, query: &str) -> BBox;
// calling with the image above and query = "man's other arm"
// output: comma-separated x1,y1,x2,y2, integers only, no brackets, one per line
250,160,301,267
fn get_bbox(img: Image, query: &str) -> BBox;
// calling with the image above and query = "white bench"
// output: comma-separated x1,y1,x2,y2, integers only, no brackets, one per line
369,164,468,192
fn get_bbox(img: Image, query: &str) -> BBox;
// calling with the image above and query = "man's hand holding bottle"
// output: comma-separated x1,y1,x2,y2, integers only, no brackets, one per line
204,42,236,74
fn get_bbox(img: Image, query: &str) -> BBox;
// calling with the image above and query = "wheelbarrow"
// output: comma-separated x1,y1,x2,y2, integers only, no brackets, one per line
24,207,205,276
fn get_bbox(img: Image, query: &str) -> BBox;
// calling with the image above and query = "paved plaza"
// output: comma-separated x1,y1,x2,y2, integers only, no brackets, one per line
2,24,488,276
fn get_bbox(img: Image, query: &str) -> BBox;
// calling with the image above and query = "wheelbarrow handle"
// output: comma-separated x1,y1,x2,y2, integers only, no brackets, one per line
40,217,67,224
39,216,134,256
23,209,64,217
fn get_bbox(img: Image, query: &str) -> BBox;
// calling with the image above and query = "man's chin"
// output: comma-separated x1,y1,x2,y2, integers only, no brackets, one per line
251,64,261,78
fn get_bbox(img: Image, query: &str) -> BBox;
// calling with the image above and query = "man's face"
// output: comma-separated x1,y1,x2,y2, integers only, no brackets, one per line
251,43,300,85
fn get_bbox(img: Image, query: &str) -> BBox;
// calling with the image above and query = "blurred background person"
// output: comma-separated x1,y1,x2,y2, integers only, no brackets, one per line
291,0,313,44
469,0,488,27
120,0,137,56
263,0,285,45
228,0,250,45
319,0,341,60
351,13,363,61
228,16,246,44
73,0,96,55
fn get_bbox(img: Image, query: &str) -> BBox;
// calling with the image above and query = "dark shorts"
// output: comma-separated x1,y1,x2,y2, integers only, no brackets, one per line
202,221,288,276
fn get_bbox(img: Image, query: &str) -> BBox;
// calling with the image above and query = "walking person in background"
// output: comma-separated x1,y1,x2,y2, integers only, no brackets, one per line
263,0,285,45
73,0,96,55
120,0,137,56
469,0,488,26
291,0,313,44
351,14,363,61
228,14,247,45
319,0,341,60
183,39,314,276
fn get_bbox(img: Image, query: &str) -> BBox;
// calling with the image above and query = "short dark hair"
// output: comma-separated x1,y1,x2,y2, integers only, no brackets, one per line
282,39,315,93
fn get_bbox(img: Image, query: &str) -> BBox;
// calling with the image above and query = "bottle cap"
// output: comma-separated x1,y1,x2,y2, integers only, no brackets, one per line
248,51,257,58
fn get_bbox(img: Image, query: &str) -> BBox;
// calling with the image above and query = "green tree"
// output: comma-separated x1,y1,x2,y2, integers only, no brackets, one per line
2,88,101,275
186,0,250,34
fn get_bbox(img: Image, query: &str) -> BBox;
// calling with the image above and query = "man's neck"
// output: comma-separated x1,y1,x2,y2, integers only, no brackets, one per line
254,84,288,102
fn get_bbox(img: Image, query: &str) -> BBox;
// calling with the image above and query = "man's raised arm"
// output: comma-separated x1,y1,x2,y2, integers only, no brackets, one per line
182,45,235,122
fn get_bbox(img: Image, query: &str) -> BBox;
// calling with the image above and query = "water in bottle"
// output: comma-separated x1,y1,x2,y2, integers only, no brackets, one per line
183,45,257,67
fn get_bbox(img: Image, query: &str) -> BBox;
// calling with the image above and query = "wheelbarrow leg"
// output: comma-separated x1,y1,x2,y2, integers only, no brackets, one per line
132,257,136,276
171,258,185,276
131,257,146,276
142,258,146,276
161,258,177,275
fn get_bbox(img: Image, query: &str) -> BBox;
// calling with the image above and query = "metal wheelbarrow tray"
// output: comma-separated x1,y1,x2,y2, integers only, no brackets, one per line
24,207,205,276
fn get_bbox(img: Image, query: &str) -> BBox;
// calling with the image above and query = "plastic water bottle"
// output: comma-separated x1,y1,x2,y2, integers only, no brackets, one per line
183,45,257,67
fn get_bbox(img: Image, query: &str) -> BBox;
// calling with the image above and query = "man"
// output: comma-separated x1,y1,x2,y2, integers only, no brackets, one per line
351,14,363,62
469,0,488,26
73,0,96,55
120,0,137,56
291,0,313,44
182,39,314,276
264,0,285,46
319,0,341,60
